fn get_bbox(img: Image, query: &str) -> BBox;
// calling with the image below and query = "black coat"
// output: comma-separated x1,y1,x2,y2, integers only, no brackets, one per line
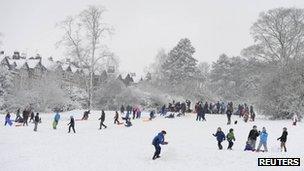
248,129,260,140
278,131,288,142
34,115,40,122
99,113,105,122
68,118,75,126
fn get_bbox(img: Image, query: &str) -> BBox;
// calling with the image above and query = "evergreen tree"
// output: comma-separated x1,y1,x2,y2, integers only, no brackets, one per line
162,38,197,83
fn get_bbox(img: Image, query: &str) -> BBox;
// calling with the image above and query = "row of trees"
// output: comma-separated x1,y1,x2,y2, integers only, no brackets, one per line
143,7,304,119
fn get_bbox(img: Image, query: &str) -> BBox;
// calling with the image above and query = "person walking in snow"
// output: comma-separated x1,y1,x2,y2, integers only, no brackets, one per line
15,108,21,122
68,116,76,133
81,110,90,120
226,128,235,150
247,125,260,150
53,112,60,129
114,111,121,124
256,127,268,152
213,127,225,150
226,102,233,125
152,130,168,160
33,113,40,132
22,109,29,126
292,113,298,126
29,111,35,123
277,127,288,152
99,110,107,130
4,112,12,126
250,106,255,121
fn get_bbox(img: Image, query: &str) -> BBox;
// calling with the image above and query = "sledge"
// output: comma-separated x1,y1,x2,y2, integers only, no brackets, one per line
15,124,23,127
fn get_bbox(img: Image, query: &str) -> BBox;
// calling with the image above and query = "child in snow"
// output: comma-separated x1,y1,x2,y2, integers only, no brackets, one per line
152,130,168,160
4,112,12,126
149,110,155,120
68,116,76,133
292,113,298,126
244,141,254,151
277,127,288,152
99,110,107,129
247,125,260,150
256,127,268,152
53,112,60,129
114,111,121,124
33,113,40,132
213,127,225,150
226,128,235,150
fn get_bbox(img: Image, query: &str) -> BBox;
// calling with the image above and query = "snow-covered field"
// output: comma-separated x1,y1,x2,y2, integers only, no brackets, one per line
0,111,303,171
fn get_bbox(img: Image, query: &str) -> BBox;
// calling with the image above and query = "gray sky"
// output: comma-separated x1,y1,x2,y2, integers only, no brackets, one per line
1,0,304,77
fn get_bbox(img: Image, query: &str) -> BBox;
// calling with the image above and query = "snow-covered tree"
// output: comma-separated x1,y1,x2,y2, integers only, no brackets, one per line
0,66,14,111
162,38,197,84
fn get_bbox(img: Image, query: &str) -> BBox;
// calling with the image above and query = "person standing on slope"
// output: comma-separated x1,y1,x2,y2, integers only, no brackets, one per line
256,127,268,152
152,130,168,160
277,127,288,152
33,113,40,132
99,110,107,130
292,113,298,126
213,127,225,150
247,125,260,150
68,116,76,133
53,112,60,129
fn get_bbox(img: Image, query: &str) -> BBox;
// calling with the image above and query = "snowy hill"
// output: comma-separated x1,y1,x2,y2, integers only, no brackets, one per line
0,111,303,171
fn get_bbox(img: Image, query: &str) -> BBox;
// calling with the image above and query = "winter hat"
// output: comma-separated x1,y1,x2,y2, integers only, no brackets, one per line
161,130,167,134
253,125,257,129
229,128,233,132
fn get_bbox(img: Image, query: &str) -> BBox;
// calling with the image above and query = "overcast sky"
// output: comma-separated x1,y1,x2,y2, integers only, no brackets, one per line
1,0,304,76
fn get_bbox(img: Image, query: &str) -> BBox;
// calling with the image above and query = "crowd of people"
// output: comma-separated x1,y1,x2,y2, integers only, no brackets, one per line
2,100,300,160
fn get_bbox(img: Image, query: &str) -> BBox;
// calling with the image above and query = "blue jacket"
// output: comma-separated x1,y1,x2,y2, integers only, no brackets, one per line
214,131,225,142
259,131,268,143
152,132,165,145
54,113,60,122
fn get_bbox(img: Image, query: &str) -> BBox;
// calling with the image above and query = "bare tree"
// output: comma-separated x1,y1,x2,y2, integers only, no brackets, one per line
242,8,304,64
57,5,114,109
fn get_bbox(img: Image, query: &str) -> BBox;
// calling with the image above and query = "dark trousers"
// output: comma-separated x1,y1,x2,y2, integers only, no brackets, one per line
228,140,233,149
202,113,206,121
99,121,107,129
153,144,161,159
34,122,38,131
280,142,287,152
196,113,201,121
68,125,75,133
218,141,223,150
114,118,120,124
227,113,232,124
23,118,28,126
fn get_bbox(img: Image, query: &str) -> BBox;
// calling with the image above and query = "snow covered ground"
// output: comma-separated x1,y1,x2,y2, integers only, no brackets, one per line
0,110,303,171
